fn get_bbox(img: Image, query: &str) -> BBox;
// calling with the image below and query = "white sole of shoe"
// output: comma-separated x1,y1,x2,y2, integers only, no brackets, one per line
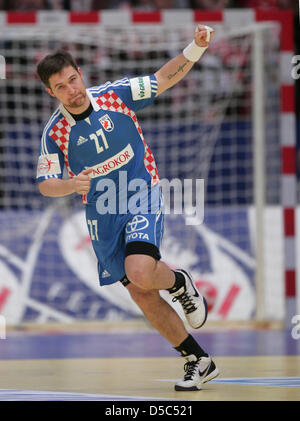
202,367,220,384
174,383,202,391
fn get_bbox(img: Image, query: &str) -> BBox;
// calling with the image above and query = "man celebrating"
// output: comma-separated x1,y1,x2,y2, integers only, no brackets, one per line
36,24,219,391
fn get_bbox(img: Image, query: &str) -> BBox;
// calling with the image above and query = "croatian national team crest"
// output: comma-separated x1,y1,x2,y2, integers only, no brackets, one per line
99,114,114,132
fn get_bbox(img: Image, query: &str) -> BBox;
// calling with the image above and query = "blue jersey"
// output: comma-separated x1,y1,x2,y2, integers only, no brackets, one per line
36,74,160,204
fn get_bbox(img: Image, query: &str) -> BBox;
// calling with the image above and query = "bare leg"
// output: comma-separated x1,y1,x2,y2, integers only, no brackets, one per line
125,254,176,290
125,254,207,330
126,282,188,347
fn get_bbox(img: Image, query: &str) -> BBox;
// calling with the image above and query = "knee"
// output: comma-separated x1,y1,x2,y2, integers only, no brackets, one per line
126,267,153,290
125,255,156,290
127,284,160,308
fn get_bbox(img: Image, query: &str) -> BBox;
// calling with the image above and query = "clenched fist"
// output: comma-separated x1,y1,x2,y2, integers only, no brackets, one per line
74,168,92,195
194,24,215,47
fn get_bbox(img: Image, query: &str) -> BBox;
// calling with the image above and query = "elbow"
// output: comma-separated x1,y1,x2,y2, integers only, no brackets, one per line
38,182,50,197
38,186,47,197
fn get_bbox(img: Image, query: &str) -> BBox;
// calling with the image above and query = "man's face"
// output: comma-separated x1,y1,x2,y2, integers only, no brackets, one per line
47,65,88,112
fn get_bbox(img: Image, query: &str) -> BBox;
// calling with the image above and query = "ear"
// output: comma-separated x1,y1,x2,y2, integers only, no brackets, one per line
46,87,55,98
78,67,83,78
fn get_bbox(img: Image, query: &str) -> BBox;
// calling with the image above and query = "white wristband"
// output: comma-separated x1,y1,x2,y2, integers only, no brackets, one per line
183,40,207,62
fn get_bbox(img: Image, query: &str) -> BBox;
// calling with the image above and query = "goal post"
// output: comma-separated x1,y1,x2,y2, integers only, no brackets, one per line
0,9,297,326
252,24,266,322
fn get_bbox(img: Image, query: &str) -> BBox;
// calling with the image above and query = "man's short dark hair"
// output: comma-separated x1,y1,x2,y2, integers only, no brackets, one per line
36,50,79,89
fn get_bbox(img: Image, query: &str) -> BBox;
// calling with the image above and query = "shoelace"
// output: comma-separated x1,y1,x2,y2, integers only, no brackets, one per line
172,291,197,314
183,360,199,380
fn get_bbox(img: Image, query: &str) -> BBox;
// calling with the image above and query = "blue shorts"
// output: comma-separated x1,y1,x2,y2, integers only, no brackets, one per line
85,184,164,286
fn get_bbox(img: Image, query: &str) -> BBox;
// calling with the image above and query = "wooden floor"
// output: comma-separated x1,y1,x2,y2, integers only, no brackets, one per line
0,356,299,401
0,321,299,401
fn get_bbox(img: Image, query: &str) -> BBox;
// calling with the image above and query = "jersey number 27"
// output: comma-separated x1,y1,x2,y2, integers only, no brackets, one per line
90,128,109,154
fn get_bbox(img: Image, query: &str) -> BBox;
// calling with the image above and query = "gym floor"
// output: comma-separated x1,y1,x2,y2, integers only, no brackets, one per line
0,320,299,401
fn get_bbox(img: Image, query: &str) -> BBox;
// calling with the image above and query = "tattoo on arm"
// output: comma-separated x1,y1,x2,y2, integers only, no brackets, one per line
167,60,190,80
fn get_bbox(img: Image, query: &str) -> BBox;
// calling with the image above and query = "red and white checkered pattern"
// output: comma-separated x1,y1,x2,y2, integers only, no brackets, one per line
49,117,74,178
252,10,297,317
96,91,160,187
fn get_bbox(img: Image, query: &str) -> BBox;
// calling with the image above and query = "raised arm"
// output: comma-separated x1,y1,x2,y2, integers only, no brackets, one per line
154,24,214,97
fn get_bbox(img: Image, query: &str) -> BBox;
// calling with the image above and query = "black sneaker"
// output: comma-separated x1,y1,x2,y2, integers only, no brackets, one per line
170,269,208,329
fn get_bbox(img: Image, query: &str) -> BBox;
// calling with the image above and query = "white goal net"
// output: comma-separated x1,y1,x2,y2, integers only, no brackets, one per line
0,18,284,324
